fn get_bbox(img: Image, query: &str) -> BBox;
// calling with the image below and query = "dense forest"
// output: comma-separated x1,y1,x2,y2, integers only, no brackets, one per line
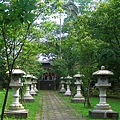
0,0,120,119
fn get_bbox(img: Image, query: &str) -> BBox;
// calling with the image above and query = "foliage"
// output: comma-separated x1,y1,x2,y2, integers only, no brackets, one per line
0,0,41,118
0,0,62,119
89,0,120,55
15,40,44,78
75,0,95,15
88,0,120,86
0,0,120,118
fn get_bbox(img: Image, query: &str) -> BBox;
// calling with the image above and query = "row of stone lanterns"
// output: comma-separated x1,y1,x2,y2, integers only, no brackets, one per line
59,66,118,119
4,67,38,118
60,72,85,103
22,74,35,102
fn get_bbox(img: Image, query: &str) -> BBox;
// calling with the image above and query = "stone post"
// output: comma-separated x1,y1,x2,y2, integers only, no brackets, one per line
59,77,66,93
5,67,28,118
71,72,85,103
64,75,72,96
89,66,119,119
22,74,35,102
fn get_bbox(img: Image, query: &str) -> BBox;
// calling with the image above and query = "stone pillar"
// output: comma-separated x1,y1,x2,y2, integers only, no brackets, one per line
33,76,38,93
59,77,66,93
10,84,24,110
64,75,72,96
30,76,37,96
71,72,85,103
34,82,38,93
5,67,28,118
22,74,35,102
89,66,119,119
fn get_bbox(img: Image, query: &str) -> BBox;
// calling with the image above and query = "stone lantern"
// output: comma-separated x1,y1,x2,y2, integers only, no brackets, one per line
71,72,85,103
89,66,118,119
5,67,28,118
30,76,37,96
22,74,35,102
59,77,66,93
33,76,38,93
64,75,72,96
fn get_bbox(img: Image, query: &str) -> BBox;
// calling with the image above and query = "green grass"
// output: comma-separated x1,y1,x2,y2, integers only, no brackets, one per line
0,90,120,120
57,92,120,120
0,90,41,120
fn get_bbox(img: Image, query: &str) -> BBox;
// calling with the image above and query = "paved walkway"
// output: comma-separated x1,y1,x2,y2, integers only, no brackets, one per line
35,91,86,120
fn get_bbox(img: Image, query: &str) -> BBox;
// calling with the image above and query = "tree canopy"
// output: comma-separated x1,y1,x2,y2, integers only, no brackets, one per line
0,0,120,118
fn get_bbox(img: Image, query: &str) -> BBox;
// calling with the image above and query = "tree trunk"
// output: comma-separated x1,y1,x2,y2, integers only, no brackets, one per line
1,79,10,120
84,79,91,108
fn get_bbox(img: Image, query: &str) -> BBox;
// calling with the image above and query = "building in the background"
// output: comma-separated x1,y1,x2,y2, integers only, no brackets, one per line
38,53,56,90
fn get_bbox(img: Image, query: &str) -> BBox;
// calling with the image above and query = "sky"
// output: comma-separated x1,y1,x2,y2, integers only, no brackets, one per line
35,13,67,25
35,0,105,25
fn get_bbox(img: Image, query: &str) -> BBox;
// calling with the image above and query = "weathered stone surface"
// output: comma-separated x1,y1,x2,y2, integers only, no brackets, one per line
20,98,35,102
4,110,28,119
89,110,119,119
71,98,85,103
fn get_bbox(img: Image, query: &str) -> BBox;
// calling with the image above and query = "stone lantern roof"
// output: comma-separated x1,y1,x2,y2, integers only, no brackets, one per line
65,75,72,80
32,76,37,79
23,74,33,78
92,66,114,76
73,72,84,78
60,77,64,80
60,77,65,83
6,67,26,75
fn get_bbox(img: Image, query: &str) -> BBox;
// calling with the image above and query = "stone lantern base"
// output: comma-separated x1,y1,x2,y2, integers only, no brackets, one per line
64,91,71,96
59,88,66,93
21,96,35,102
4,109,28,119
71,97,85,103
94,103,112,110
89,103,119,119
30,91,37,96
35,89,39,93
4,102,28,118
89,110,119,119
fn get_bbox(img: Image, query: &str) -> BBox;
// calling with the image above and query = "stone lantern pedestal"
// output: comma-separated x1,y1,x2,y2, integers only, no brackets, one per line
22,74,35,102
5,67,28,118
71,72,85,103
33,76,39,93
30,76,37,96
89,66,119,119
59,77,66,93
64,75,72,96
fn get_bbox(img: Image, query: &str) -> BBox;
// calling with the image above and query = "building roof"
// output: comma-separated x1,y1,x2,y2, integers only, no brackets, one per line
38,53,56,64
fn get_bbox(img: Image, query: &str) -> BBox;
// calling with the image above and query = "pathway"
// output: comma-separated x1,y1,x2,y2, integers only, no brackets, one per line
35,91,86,120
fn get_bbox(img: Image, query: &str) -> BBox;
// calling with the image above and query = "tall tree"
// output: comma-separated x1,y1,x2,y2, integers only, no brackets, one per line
0,1,39,119
0,0,62,119
88,0,120,82
76,37,105,107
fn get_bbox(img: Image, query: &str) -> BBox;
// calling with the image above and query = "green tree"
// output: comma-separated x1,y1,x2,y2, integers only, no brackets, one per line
16,40,44,78
74,0,94,15
0,0,62,119
0,36,6,89
89,0,120,55
88,0,120,86
76,37,105,107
